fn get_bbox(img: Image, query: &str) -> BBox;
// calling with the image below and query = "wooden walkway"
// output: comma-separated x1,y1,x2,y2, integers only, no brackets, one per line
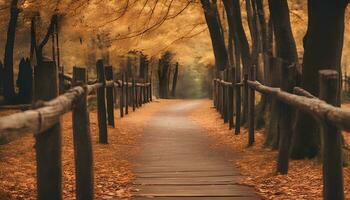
132,100,260,199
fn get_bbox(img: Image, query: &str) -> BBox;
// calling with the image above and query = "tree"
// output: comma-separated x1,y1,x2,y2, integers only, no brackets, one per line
16,58,33,103
3,0,19,102
264,0,298,148
0,61,3,96
139,53,148,80
31,14,59,66
222,0,252,124
291,0,349,159
158,51,173,98
171,62,179,97
200,0,228,71
157,51,180,99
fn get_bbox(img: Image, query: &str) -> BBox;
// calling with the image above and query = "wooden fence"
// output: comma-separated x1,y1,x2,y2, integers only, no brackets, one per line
213,61,350,200
343,75,350,94
0,59,152,200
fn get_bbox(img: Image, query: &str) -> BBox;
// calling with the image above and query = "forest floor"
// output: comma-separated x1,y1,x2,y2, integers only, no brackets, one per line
190,100,350,200
0,100,175,200
1,99,350,199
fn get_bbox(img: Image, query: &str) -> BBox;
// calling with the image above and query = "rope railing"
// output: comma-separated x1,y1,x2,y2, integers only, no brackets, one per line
213,61,347,200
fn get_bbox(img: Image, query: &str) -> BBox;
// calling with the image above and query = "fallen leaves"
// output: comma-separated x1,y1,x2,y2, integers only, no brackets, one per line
0,100,171,199
190,100,350,200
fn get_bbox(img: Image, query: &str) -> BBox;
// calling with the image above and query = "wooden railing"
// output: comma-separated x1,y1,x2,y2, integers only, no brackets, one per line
0,59,152,200
213,62,350,200
343,75,350,94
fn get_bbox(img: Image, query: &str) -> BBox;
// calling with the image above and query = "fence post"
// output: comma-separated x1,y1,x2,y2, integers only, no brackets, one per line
319,70,344,200
34,60,62,200
149,81,152,102
139,85,143,107
221,82,224,117
217,80,220,112
144,81,147,103
276,63,296,174
150,78,153,101
137,85,139,108
105,66,115,127
224,84,228,123
229,70,234,129
96,60,108,144
217,81,220,112
132,78,136,111
125,73,129,115
146,83,150,103
248,65,255,146
235,63,242,135
120,74,124,117
72,67,93,200
213,80,216,108
243,72,249,124
220,82,223,117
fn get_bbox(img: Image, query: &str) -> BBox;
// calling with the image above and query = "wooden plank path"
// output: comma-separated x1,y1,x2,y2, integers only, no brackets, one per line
131,100,260,199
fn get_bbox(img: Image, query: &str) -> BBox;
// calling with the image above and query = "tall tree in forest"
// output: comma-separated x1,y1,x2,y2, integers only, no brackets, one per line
16,58,33,103
140,54,148,79
158,51,173,98
268,1,298,64
222,0,252,123
255,0,269,56
3,0,19,102
200,0,228,71
32,14,59,66
291,0,349,159
265,0,298,148
171,62,179,97
227,0,251,77
245,0,272,128
245,0,260,66
0,61,3,96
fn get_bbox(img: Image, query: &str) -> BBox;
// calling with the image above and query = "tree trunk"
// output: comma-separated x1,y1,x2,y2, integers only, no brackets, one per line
140,56,147,79
16,58,33,104
171,63,179,97
126,57,132,78
248,0,269,129
291,0,348,159
256,0,268,54
158,59,170,98
268,0,298,64
3,0,19,102
264,0,298,149
222,0,249,128
245,0,259,66
0,61,3,96
200,0,228,71
35,15,58,67
232,0,251,124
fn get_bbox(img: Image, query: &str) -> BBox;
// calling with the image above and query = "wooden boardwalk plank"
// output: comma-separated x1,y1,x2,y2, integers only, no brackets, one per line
131,101,260,200
134,185,257,197
134,176,241,185
133,197,258,200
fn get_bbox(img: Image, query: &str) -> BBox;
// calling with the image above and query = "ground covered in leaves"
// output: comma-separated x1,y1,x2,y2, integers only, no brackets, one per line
190,100,350,200
0,100,166,200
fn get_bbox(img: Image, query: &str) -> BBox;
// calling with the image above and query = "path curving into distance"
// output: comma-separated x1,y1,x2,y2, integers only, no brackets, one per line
131,100,260,200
